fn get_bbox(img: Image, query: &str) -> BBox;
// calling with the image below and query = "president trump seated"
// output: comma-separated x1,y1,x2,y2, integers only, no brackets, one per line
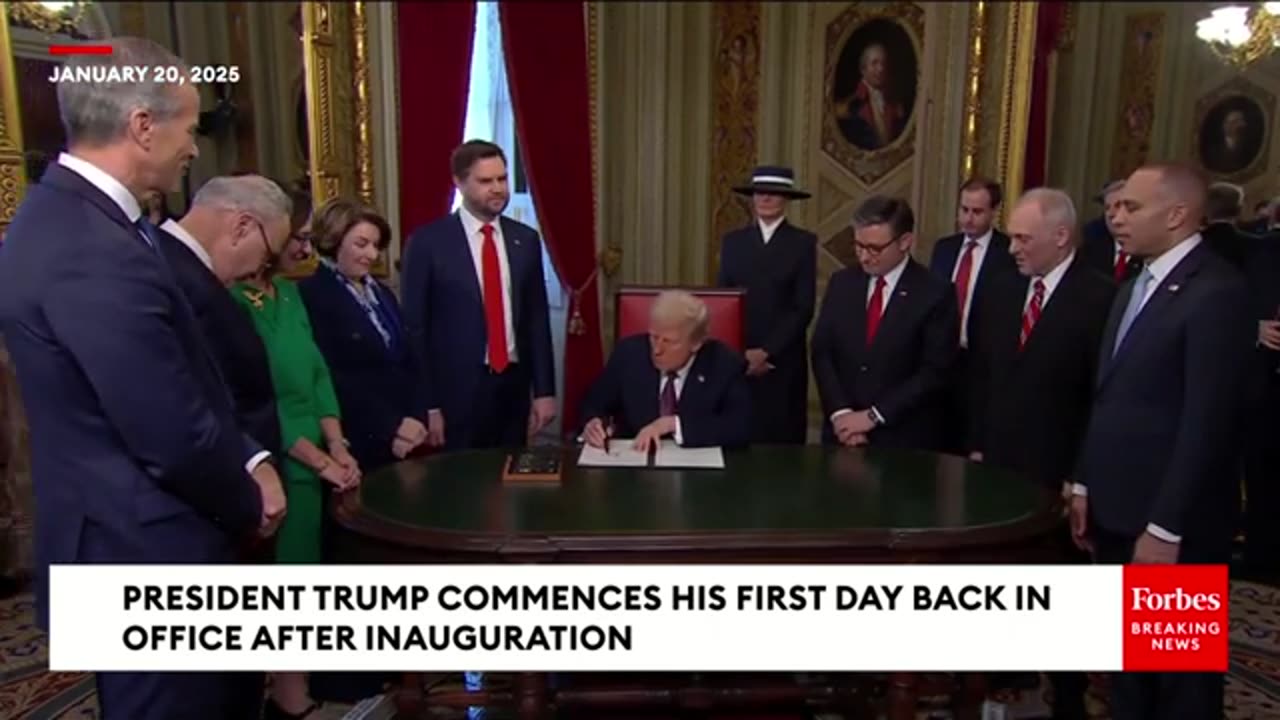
580,290,752,451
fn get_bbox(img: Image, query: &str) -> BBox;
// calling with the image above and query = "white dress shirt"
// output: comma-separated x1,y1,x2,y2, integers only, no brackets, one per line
659,353,696,445
458,206,518,363
829,255,910,425
161,219,213,271
1023,252,1074,311
1071,233,1204,544
952,228,993,348
58,153,270,474
758,217,784,244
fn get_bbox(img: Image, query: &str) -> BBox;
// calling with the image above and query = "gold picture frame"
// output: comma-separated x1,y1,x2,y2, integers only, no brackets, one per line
1192,77,1275,183
0,0,374,236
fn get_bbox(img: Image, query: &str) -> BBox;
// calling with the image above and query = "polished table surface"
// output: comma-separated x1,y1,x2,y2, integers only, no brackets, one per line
334,446,1065,719
333,445,1062,561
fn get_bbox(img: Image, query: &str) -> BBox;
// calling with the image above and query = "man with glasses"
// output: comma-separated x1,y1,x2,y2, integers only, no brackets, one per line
156,174,294,460
811,195,958,450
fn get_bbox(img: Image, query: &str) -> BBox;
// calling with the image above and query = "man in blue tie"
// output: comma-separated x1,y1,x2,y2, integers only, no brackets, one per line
1069,163,1251,719
0,37,285,719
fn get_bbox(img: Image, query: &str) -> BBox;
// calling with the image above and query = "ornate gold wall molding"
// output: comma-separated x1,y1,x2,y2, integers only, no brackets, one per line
301,0,370,208
994,1,1036,213
1109,12,1164,181
959,0,1036,224
0,6,24,231
708,0,761,281
960,1,988,180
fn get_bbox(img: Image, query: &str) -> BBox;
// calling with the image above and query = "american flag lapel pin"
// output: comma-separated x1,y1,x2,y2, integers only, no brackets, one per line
1168,284,1181,294
697,374,705,383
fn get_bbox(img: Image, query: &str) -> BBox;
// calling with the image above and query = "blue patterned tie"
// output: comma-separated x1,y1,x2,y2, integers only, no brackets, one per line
135,216,160,251
1113,267,1153,357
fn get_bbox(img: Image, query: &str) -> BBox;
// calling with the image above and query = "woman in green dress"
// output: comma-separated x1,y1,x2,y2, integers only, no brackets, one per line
232,197,360,719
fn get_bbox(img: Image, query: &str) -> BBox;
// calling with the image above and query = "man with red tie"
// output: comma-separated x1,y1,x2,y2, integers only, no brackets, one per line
967,190,1116,720
928,177,1017,452
812,196,958,450
401,140,557,450
1081,179,1143,283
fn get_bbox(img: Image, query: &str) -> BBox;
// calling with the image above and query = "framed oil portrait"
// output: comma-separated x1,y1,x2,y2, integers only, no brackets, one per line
1193,78,1274,182
822,3,923,187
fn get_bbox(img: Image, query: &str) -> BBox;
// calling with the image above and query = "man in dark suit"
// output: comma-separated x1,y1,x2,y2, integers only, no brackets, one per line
928,177,1016,452
401,140,557,450
812,196,958,450
580,290,751,451
1202,181,1252,270
1071,163,1252,719
156,175,292,456
717,165,816,444
1079,180,1143,284
1243,235,1280,578
0,38,285,720
966,189,1115,720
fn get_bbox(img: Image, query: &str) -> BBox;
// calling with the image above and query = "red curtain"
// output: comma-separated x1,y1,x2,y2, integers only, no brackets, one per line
1023,1,1068,189
396,1,476,245
499,1,603,437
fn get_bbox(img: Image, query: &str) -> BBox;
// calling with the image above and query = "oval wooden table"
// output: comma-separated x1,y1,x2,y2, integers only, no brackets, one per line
332,445,1066,720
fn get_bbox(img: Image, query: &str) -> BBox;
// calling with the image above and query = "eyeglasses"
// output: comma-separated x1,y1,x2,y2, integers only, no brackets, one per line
853,237,900,256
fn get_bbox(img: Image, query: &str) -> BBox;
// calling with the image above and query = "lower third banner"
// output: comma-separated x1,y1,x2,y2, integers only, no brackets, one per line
46,563,1228,672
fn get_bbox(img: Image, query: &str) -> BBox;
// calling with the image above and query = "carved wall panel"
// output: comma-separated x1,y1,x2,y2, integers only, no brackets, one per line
1109,12,1164,180
708,1,761,280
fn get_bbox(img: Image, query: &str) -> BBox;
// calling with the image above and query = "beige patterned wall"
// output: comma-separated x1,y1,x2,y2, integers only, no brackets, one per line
1049,2,1280,218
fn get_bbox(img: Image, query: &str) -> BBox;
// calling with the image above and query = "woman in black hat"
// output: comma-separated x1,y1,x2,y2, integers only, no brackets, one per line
716,165,817,444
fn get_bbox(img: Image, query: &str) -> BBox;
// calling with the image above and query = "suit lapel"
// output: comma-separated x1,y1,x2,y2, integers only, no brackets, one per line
1098,247,1208,388
324,264,393,357
869,262,916,353
500,217,524,328
638,362,660,425
850,270,870,350
450,214,484,308
42,164,136,237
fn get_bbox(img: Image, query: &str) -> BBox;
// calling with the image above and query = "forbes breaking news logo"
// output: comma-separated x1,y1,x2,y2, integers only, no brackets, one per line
1123,565,1229,672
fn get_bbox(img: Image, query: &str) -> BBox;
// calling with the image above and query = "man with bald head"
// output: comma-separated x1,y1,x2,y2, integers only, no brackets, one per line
1070,163,1252,719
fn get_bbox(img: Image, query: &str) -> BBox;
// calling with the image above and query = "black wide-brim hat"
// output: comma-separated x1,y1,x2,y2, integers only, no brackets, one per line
732,165,811,199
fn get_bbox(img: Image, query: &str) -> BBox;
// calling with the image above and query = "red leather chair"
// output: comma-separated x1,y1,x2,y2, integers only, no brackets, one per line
614,286,745,351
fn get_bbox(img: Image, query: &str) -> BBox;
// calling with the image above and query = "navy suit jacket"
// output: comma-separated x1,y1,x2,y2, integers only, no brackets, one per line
811,260,958,450
1076,242,1251,555
928,230,1016,346
716,220,817,360
156,227,282,456
400,213,555,441
579,335,752,448
299,263,424,469
0,164,263,628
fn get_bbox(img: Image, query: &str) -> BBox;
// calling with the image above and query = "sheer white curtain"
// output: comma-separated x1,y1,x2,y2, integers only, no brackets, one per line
454,1,567,433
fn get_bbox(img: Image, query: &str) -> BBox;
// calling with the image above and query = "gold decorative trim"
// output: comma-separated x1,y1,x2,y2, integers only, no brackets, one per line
0,3,26,231
302,1,339,205
821,2,924,187
961,0,988,181
7,0,86,37
1058,1,1076,51
1109,12,1164,181
995,1,1037,222
352,0,373,206
587,2,614,277
1191,77,1275,183
708,0,761,281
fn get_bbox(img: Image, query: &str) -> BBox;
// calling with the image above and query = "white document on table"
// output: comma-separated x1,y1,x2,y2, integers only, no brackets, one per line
654,440,725,469
577,440,649,467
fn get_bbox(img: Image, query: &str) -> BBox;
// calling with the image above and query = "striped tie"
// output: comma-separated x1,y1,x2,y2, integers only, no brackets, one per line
1019,278,1045,351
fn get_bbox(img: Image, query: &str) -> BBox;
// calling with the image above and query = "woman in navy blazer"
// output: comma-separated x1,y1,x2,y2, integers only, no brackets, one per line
298,199,428,470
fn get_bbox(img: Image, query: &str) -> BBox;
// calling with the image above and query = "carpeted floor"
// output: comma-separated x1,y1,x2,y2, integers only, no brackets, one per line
1,581,1278,719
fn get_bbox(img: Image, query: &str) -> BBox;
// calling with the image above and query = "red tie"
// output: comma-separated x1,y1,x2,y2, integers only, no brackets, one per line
953,240,977,319
1019,278,1045,351
1113,251,1129,282
866,276,887,343
480,224,509,372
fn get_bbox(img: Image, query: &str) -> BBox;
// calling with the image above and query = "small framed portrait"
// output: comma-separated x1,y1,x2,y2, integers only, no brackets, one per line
1193,79,1274,181
822,4,923,186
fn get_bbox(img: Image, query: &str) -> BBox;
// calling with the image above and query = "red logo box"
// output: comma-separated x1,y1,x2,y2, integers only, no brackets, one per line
1122,564,1228,672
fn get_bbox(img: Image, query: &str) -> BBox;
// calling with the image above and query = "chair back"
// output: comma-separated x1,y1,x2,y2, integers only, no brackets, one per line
614,286,745,351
